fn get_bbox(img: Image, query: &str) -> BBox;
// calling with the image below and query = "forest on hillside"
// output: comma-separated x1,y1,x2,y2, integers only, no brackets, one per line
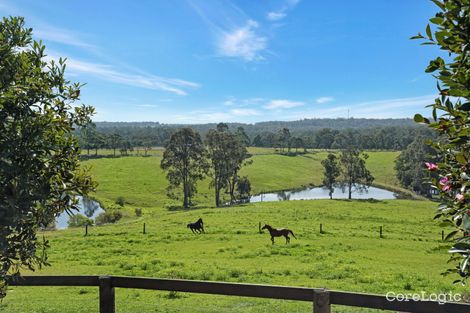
77,118,436,153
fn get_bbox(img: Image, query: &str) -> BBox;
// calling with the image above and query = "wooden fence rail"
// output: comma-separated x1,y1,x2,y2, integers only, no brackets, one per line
7,275,470,313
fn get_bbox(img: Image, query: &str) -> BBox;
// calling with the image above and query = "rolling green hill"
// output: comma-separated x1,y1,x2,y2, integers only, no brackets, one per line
81,149,405,209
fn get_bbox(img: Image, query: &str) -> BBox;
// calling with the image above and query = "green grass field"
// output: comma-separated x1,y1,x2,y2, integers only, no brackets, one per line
2,150,464,313
80,149,406,209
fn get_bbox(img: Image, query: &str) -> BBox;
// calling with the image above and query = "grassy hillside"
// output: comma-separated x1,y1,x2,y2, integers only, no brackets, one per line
3,199,463,313
81,150,404,209
3,150,449,313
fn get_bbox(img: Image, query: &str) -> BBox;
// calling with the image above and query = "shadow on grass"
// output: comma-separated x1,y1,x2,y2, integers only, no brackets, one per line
332,198,383,203
79,154,152,160
166,204,212,211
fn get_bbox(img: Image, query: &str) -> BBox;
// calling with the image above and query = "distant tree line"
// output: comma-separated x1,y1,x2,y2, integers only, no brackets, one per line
76,123,436,154
93,118,419,134
251,126,436,151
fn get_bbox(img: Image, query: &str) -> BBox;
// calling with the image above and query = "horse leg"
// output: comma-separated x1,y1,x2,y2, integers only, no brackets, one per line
191,227,196,234
285,235,290,244
201,226,205,233
271,236,274,245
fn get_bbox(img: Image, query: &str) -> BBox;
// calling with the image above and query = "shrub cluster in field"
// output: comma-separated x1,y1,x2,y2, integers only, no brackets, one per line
115,196,126,206
95,209,123,225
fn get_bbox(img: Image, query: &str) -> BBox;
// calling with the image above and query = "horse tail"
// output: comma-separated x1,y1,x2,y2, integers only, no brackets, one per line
289,230,297,239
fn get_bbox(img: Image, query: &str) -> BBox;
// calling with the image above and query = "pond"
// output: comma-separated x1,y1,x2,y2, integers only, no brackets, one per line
249,185,397,203
55,196,104,229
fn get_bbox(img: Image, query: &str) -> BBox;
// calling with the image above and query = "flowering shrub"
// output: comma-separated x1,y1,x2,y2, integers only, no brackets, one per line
413,0,469,284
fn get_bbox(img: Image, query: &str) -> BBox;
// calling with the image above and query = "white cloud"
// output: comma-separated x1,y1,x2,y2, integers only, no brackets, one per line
223,97,236,106
243,97,265,104
266,12,286,21
218,20,267,61
287,95,436,119
34,26,95,49
189,1,270,62
230,108,260,116
45,55,200,96
136,104,159,108
266,0,300,22
264,99,304,109
315,97,334,104
223,97,265,107
174,111,232,123
347,95,436,115
0,2,97,50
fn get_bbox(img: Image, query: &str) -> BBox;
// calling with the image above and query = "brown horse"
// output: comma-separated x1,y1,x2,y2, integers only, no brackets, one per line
261,224,296,244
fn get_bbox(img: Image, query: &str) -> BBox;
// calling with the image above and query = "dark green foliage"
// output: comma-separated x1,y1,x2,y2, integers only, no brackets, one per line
321,154,340,199
236,176,251,201
236,126,251,146
0,16,95,298
412,0,470,284
115,196,125,206
67,214,93,227
160,128,209,208
339,149,374,199
278,128,291,152
395,137,436,196
78,124,104,156
108,133,122,157
291,137,305,152
206,127,232,207
206,124,252,206
95,210,122,225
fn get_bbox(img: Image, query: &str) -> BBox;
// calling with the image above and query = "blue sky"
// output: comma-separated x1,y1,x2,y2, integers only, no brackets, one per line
1,0,440,123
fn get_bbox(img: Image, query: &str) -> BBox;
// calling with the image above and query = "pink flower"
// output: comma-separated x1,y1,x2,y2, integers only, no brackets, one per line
425,162,438,171
456,194,465,202
442,184,452,191
439,177,449,185
439,177,452,191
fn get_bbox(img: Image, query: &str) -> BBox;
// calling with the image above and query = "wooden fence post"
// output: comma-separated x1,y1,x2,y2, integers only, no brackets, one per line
99,276,115,313
442,230,444,241
313,289,330,313
143,223,146,234
85,224,88,236
259,222,262,234
320,223,323,234
380,226,383,238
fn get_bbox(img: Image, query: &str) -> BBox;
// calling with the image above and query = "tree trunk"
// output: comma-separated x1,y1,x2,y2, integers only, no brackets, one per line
183,183,189,208
215,177,221,207
215,186,220,207
229,175,236,204
348,183,352,199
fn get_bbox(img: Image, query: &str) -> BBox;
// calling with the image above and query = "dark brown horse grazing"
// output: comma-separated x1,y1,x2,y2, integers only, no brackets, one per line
262,224,296,244
187,218,204,234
